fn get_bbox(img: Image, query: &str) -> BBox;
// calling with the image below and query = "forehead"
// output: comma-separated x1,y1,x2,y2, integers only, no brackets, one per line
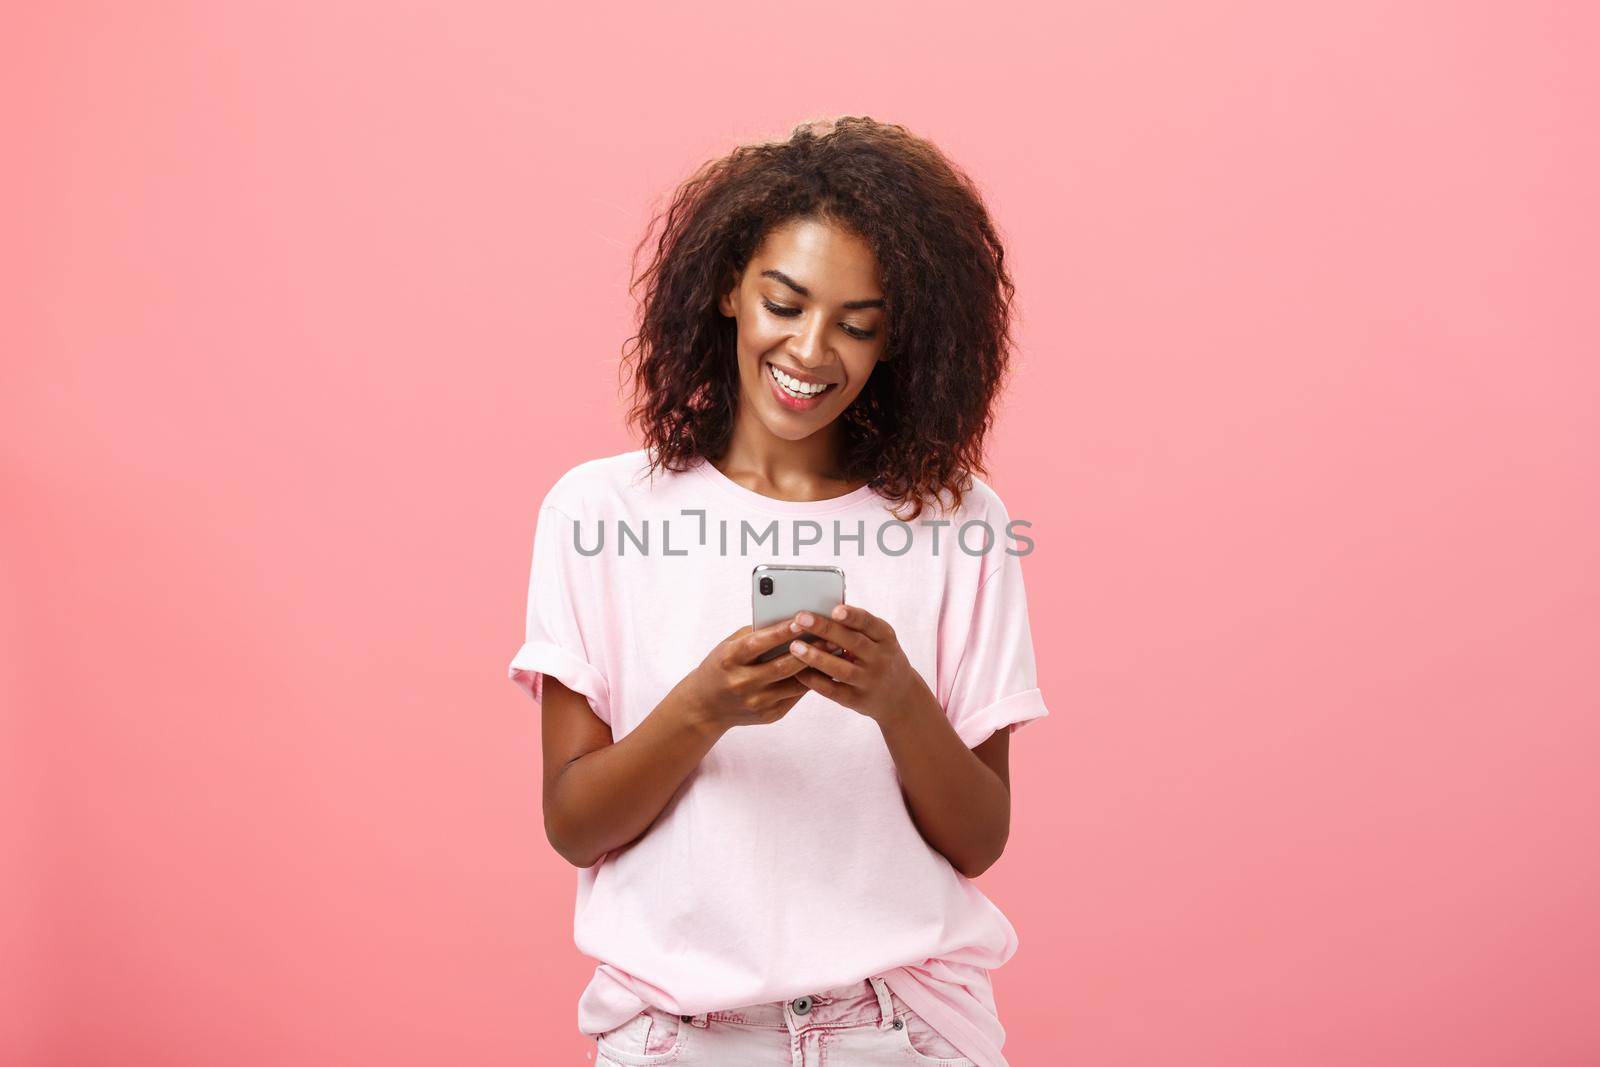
751,217,882,294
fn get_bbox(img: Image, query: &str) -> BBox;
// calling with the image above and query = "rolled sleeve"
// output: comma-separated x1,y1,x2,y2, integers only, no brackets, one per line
950,686,1049,750
507,503,611,725
939,498,1050,749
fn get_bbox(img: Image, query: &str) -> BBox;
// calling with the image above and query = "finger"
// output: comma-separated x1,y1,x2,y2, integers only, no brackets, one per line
734,617,819,665
786,611,873,658
755,687,809,722
765,678,809,703
828,603,894,643
795,667,851,702
752,648,811,684
787,638,863,686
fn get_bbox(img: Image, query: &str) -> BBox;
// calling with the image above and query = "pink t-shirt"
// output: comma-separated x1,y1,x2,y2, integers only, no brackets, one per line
508,448,1049,1067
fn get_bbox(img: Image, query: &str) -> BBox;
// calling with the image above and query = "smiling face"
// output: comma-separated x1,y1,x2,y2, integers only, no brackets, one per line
718,216,889,443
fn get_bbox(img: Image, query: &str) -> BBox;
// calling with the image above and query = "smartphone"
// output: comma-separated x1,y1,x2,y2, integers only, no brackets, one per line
751,564,846,664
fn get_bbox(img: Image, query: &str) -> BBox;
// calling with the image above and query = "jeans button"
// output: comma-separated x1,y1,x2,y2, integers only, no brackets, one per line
791,996,813,1015
893,1017,904,1030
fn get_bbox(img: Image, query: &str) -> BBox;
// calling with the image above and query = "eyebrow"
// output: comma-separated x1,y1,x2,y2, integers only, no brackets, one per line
760,269,885,310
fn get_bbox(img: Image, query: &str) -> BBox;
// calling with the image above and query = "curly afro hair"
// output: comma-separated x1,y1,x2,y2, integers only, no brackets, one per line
619,115,1018,521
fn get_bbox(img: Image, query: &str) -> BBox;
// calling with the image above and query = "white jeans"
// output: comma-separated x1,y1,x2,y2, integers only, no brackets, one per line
592,975,977,1066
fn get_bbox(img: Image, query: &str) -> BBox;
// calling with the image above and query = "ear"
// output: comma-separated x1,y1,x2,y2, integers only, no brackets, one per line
718,268,742,317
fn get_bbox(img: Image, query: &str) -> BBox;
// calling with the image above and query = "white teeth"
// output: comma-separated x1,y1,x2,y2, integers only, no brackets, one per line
768,363,830,399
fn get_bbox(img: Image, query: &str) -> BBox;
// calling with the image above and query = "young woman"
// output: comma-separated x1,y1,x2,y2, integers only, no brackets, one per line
509,116,1049,1067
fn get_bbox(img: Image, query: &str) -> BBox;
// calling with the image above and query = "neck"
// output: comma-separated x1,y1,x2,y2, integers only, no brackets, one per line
715,403,854,498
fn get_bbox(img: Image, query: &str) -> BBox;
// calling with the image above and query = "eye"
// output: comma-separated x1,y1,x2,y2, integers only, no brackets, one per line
763,298,878,340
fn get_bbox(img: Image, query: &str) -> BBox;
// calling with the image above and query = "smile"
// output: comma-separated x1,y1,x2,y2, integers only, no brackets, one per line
766,361,836,409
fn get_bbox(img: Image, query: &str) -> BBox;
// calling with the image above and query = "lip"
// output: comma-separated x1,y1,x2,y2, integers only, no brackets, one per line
767,361,834,387
764,360,836,412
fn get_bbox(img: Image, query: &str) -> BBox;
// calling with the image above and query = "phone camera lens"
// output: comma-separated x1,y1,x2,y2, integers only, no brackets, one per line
759,576,774,596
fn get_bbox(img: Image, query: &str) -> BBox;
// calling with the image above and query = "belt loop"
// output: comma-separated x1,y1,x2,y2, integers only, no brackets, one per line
868,975,894,1030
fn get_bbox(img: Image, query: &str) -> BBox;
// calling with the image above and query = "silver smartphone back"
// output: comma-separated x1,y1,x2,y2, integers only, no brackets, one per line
752,564,846,663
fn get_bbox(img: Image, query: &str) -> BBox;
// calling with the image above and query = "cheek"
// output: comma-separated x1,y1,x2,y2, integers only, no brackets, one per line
732,320,762,367
842,356,882,394
741,313,788,352
831,380,871,411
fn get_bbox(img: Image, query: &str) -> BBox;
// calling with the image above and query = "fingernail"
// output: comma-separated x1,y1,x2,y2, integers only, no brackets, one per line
790,640,807,654
832,605,847,620
796,612,813,626
789,620,800,632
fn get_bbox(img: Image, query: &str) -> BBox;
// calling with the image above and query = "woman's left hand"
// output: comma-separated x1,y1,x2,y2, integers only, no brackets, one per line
786,604,935,726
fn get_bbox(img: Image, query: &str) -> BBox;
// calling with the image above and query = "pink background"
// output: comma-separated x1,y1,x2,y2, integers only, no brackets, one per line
5,3,1598,1064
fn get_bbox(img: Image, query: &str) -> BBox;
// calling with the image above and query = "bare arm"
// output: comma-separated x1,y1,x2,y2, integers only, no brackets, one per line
539,618,814,869
785,605,1013,878
540,679,720,868
877,694,1012,878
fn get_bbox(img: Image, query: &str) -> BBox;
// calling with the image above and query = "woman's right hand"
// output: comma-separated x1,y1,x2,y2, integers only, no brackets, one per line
670,617,817,734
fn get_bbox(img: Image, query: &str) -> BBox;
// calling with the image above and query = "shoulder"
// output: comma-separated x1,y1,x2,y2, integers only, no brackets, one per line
941,470,1016,527
539,448,660,517
940,472,1035,577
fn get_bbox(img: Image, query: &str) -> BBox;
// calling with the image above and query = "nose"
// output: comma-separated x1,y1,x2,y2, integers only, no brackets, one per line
787,311,832,371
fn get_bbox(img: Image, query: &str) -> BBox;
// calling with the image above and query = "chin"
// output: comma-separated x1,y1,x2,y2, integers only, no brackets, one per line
754,402,839,439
